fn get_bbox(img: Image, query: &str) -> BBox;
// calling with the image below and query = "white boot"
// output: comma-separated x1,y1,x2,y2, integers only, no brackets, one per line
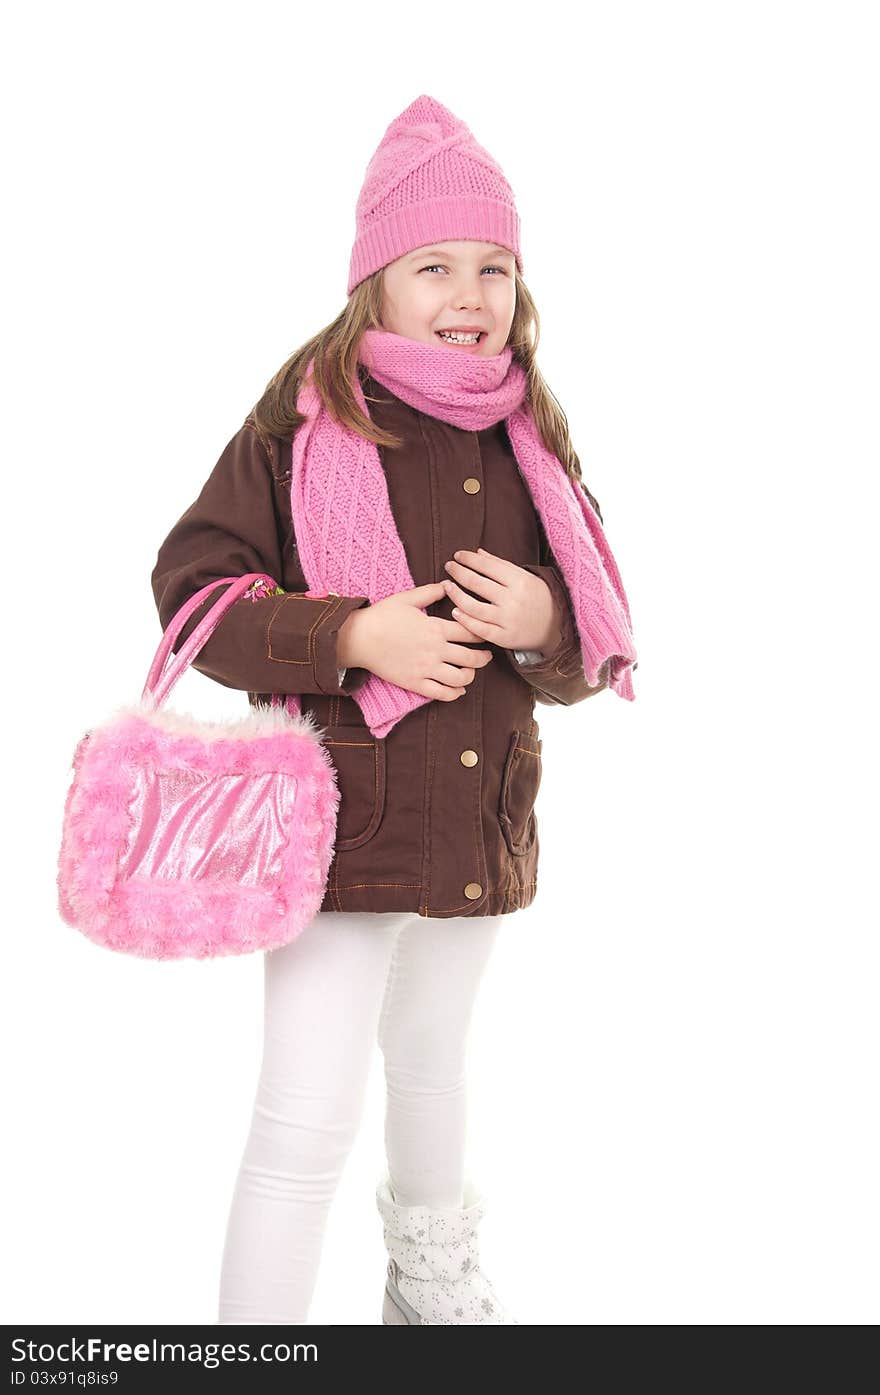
376,1176,518,1325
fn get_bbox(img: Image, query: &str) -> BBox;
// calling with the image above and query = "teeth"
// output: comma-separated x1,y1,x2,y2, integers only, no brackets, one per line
438,330,481,344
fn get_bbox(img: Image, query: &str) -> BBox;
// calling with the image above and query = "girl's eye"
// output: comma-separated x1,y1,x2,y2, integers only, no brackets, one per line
419,265,505,275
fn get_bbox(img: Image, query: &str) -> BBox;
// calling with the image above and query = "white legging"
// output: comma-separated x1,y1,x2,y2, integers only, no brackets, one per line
217,908,502,1323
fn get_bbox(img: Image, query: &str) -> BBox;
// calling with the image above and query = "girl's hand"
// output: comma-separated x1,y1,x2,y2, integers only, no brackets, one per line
441,548,563,652
337,581,494,701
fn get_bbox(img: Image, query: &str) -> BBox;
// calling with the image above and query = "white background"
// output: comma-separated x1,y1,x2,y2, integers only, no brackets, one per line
3,0,877,1326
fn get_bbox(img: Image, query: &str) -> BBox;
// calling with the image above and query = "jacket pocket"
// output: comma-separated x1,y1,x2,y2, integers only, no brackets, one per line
321,724,387,851
498,729,542,856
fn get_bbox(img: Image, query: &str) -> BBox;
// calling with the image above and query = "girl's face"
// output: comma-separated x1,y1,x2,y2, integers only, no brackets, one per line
379,239,517,356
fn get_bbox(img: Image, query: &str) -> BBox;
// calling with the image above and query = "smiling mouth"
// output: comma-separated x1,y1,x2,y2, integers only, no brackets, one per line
435,330,485,345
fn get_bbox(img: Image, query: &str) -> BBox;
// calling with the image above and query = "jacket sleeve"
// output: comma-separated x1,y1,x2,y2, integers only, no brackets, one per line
150,421,372,698
501,513,610,707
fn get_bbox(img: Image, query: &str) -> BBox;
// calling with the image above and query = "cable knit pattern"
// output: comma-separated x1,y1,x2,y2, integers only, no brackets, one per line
348,94,523,294
287,327,637,740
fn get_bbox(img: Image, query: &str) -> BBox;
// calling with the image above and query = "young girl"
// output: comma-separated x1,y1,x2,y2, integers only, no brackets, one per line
151,94,637,1326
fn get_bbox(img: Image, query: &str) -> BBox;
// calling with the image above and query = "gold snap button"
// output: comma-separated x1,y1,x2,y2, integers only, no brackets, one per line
464,882,483,900
460,749,479,767
462,477,481,494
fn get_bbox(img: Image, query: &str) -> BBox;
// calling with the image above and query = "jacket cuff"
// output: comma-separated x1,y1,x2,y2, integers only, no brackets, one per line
267,592,371,696
503,564,609,706
338,662,371,694
506,564,577,673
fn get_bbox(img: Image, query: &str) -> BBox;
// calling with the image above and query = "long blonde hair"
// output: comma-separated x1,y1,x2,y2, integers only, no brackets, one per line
250,267,603,522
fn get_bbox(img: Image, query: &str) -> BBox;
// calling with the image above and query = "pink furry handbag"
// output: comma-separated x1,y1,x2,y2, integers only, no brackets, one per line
57,574,340,961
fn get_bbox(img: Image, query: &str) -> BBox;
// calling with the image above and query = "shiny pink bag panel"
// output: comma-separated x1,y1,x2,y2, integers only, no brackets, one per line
57,574,341,961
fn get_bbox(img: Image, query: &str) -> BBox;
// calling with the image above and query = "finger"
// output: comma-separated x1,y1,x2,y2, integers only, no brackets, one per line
434,615,496,645
444,642,493,666
447,618,499,651
432,620,495,654
442,576,496,616
443,558,506,601
451,546,513,580
407,580,452,604
443,581,502,633
448,548,512,584
435,661,478,685
422,676,468,701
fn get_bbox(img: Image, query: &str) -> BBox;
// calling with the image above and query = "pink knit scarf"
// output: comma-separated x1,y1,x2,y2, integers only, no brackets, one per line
286,328,637,739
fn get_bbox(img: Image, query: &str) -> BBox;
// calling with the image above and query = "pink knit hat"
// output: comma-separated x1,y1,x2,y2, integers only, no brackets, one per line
347,94,523,296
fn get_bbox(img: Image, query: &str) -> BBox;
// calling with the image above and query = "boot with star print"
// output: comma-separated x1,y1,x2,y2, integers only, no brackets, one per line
376,1176,518,1325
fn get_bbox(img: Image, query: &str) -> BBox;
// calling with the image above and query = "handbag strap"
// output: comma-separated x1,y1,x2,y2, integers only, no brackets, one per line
143,573,275,707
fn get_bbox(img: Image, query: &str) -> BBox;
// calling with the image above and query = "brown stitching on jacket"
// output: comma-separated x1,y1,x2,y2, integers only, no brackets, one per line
329,829,344,910
467,657,489,915
514,746,540,757
553,653,585,677
332,882,423,890
324,728,382,863
266,593,330,664
420,701,439,917
243,417,272,464
327,881,538,900
424,664,490,917
309,594,338,673
330,860,341,910
310,595,344,689
327,879,537,907
244,416,294,488
412,877,539,913
417,417,442,918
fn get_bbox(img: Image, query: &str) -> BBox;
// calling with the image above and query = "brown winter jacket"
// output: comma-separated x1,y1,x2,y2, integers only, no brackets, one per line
150,372,608,918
